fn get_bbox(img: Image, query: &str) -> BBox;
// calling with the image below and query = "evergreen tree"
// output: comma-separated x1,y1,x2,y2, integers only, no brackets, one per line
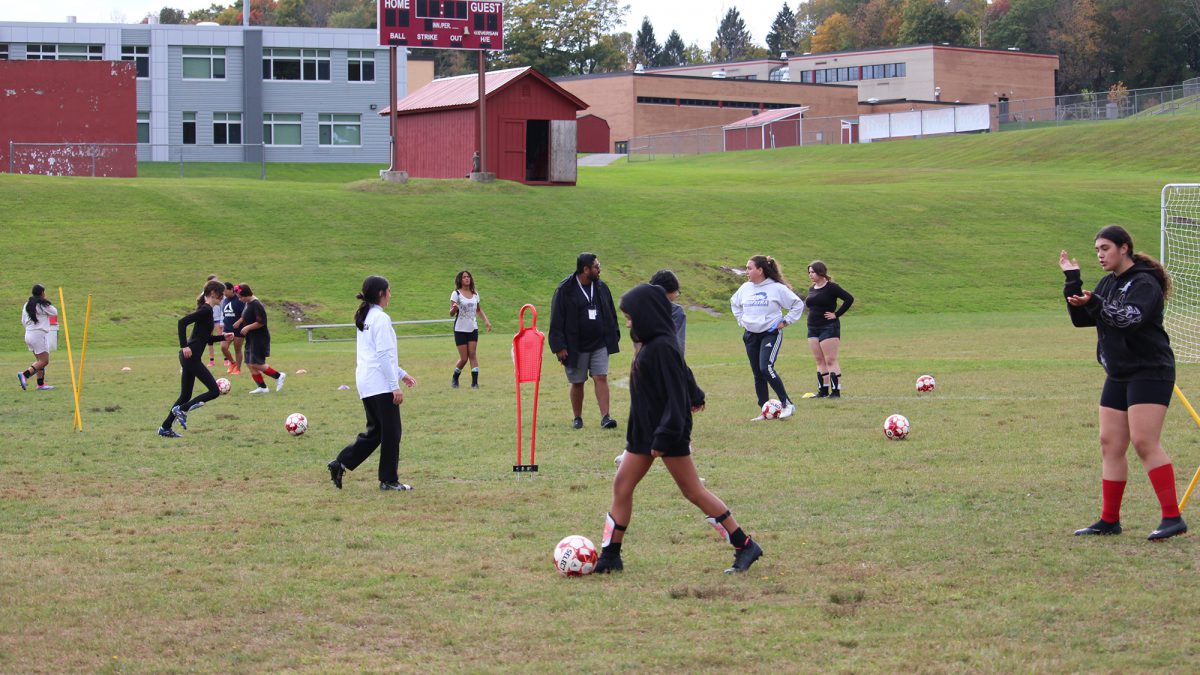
766,2,801,56
713,7,754,61
634,17,661,67
661,30,688,66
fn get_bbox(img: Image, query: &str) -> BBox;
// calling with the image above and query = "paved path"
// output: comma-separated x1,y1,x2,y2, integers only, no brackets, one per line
577,153,626,167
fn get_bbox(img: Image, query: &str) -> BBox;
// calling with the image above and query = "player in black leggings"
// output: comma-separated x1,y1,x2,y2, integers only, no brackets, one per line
159,280,234,438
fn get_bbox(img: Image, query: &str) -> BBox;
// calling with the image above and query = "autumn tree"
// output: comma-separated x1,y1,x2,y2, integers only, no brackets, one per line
810,12,855,53
852,0,903,48
898,0,967,45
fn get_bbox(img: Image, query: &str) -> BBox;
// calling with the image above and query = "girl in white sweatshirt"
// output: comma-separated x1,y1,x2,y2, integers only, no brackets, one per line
730,256,805,420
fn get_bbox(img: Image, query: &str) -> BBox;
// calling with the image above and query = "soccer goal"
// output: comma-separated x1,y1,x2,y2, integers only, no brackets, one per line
1162,184,1200,363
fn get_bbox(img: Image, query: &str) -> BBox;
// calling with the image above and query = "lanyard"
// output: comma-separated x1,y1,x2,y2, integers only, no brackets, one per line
577,278,595,307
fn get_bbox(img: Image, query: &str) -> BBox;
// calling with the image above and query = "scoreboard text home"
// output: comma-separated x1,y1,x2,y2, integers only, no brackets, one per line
379,0,504,50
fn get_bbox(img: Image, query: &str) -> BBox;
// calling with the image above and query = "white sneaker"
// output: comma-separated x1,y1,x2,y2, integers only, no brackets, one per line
780,403,796,419
750,414,768,422
275,372,287,392
248,387,270,394
614,451,625,466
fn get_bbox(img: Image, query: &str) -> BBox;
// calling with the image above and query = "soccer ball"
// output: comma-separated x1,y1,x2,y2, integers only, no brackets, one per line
761,399,784,419
216,378,232,395
883,414,910,440
916,375,936,393
284,413,308,436
553,535,598,577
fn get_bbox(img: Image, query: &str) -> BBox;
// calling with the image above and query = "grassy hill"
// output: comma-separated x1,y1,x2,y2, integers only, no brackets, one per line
4,114,1199,350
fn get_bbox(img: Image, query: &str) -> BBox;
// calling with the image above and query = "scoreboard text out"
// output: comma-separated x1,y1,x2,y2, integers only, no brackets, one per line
378,0,504,50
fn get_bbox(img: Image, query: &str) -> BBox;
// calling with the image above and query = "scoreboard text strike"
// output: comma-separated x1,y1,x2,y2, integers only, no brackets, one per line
379,0,504,50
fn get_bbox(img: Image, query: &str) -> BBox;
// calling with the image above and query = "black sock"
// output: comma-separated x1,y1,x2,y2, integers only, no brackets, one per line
602,542,622,557
729,527,749,549
818,371,827,389
830,373,841,391
471,369,478,386
37,376,45,386
23,367,35,377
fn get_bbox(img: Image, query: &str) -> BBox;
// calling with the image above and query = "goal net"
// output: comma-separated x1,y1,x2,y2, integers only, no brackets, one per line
1163,184,1200,363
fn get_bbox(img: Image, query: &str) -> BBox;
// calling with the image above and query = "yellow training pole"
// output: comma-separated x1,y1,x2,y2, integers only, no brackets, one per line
1172,385,1200,511
76,295,92,431
58,288,82,431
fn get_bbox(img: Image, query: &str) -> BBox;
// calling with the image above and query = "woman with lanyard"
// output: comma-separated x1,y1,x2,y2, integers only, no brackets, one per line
449,270,493,389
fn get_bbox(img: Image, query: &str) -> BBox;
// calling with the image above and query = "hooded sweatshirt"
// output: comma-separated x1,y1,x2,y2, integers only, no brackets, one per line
620,284,704,455
1063,260,1175,382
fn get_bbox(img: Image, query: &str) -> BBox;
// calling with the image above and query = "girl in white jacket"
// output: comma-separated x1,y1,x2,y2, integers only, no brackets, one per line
730,256,805,420
18,284,58,391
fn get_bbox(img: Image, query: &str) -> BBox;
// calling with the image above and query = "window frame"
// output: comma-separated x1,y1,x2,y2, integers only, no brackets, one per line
318,113,362,147
347,50,375,83
263,112,303,147
263,48,331,82
0,44,8,60
182,111,197,145
27,44,103,61
182,47,226,80
122,45,150,78
137,111,150,144
212,112,242,145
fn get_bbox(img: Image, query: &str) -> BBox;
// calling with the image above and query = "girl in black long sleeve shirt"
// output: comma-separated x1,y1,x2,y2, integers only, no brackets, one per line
1061,225,1186,541
592,284,763,575
159,280,233,438
805,260,854,398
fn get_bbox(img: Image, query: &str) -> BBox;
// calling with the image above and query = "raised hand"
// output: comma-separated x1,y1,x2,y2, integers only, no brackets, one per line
1059,250,1080,272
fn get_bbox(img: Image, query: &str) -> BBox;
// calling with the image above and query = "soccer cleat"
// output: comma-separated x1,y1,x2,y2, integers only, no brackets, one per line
158,427,182,438
224,359,231,366
275,372,287,392
780,403,796,419
327,460,345,490
36,385,54,390
17,372,27,390
1074,519,1122,536
209,359,215,367
572,417,583,430
816,387,829,398
830,389,841,398
593,552,623,574
379,481,413,491
171,405,188,430
248,387,270,394
230,368,241,375
725,539,764,574
600,414,618,429
452,372,460,389
471,383,479,389
1148,517,1188,541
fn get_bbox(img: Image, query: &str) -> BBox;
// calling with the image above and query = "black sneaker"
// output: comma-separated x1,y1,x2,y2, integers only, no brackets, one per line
572,417,583,429
380,481,413,491
829,389,841,398
593,552,623,574
724,539,763,574
158,427,182,438
816,387,829,398
471,383,479,389
327,460,345,490
1074,519,1122,536
1148,517,1188,541
172,405,188,430
600,415,618,429
452,373,460,389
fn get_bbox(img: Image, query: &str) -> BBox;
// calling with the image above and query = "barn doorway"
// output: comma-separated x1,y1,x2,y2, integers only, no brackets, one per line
525,119,549,182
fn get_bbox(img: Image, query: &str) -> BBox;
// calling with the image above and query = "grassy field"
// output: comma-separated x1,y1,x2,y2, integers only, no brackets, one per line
4,115,1200,671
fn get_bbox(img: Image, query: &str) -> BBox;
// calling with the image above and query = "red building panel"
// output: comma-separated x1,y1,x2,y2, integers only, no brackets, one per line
576,114,610,153
0,60,138,177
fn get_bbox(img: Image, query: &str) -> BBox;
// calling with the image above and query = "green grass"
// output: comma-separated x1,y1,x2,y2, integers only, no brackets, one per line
4,113,1200,671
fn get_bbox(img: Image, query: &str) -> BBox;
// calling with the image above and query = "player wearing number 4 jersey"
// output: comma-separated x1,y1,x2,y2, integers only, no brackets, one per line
1061,225,1187,541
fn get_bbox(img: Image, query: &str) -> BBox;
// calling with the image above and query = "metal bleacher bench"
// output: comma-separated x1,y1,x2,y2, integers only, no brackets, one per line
297,318,454,343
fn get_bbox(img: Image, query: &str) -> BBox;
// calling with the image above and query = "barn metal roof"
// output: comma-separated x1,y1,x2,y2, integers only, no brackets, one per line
380,66,587,115
723,106,809,130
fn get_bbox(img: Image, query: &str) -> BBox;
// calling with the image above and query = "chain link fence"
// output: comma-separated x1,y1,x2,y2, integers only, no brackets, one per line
999,80,1200,131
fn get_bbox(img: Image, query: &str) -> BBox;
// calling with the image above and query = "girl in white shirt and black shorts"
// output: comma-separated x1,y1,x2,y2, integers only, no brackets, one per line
18,284,58,391
449,270,492,389
328,276,418,491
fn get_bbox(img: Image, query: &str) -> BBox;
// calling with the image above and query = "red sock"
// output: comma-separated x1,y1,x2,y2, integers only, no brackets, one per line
1101,479,1126,523
253,373,266,387
1148,464,1182,519
264,367,279,378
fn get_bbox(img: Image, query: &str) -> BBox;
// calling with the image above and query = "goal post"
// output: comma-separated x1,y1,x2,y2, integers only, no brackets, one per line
1161,184,1200,363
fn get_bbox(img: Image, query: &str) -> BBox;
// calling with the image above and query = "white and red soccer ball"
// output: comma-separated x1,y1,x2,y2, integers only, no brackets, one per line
553,535,598,577
216,378,232,395
284,412,308,436
915,375,936,393
883,414,910,440
761,399,784,419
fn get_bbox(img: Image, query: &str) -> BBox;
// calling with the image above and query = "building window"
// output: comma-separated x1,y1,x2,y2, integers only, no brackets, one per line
264,113,302,146
137,111,150,143
347,50,375,82
183,112,196,144
263,48,330,81
213,112,242,145
0,45,8,60
183,47,226,79
27,44,103,61
122,46,149,78
319,114,360,146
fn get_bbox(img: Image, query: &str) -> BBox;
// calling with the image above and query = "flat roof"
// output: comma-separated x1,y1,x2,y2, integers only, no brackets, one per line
790,43,1059,61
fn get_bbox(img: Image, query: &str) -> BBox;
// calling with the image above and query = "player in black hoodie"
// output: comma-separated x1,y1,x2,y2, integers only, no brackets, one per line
1062,225,1187,541
593,284,763,574
158,280,234,438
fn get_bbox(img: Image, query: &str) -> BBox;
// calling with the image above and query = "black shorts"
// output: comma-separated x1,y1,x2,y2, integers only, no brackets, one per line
625,444,692,458
1100,378,1173,411
245,336,270,365
808,321,840,341
454,330,479,346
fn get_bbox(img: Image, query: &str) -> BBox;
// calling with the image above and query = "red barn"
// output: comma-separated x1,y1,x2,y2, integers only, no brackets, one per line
0,60,138,177
381,67,588,185
576,114,611,154
722,106,808,152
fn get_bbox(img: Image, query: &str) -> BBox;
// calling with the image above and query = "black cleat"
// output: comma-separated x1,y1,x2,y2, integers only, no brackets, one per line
1148,517,1187,541
327,460,345,490
380,481,413,491
593,553,623,574
451,372,460,389
829,390,841,398
600,414,618,429
725,539,763,574
158,427,182,438
172,405,188,430
1074,519,1122,536
572,417,583,430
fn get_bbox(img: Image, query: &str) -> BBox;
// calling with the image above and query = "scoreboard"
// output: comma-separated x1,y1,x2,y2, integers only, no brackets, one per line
378,0,504,50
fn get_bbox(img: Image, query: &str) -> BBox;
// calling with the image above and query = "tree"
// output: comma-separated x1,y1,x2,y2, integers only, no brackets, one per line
712,7,754,61
810,12,855,53
1047,0,1104,93
661,30,688,66
502,0,628,76
897,0,968,45
593,32,635,72
766,3,801,56
187,4,226,23
1097,0,1194,89
682,42,708,65
633,17,660,67
159,7,187,24
985,0,1054,51
274,0,310,26
852,0,903,48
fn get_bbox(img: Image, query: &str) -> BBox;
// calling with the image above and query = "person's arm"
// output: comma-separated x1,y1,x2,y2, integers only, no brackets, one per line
239,305,267,335
449,290,460,316
1091,275,1161,332
730,287,744,326
833,285,855,317
685,364,705,411
651,348,691,452
477,304,492,332
548,283,568,360
779,286,805,328
1061,251,1097,327
603,284,620,349
44,304,58,317
178,308,201,348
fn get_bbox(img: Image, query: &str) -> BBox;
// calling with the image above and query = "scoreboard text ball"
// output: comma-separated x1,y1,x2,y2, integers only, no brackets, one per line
379,0,504,51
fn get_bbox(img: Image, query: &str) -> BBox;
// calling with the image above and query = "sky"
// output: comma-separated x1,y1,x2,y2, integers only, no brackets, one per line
1,1,779,50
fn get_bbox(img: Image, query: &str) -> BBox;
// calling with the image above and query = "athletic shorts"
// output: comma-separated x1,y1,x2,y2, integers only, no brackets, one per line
625,443,692,458
564,349,609,384
808,321,841,341
1100,378,1173,411
454,330,479,346
245,336,270,365
24,332,49,354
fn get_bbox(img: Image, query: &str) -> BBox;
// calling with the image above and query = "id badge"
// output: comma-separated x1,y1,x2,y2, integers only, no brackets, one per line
588,308,598,320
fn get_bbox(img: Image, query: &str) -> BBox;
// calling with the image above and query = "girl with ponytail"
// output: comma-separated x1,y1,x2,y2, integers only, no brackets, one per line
1061,225,1186,540
329,276,418,491
158,280,234,438
18,284,58,391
